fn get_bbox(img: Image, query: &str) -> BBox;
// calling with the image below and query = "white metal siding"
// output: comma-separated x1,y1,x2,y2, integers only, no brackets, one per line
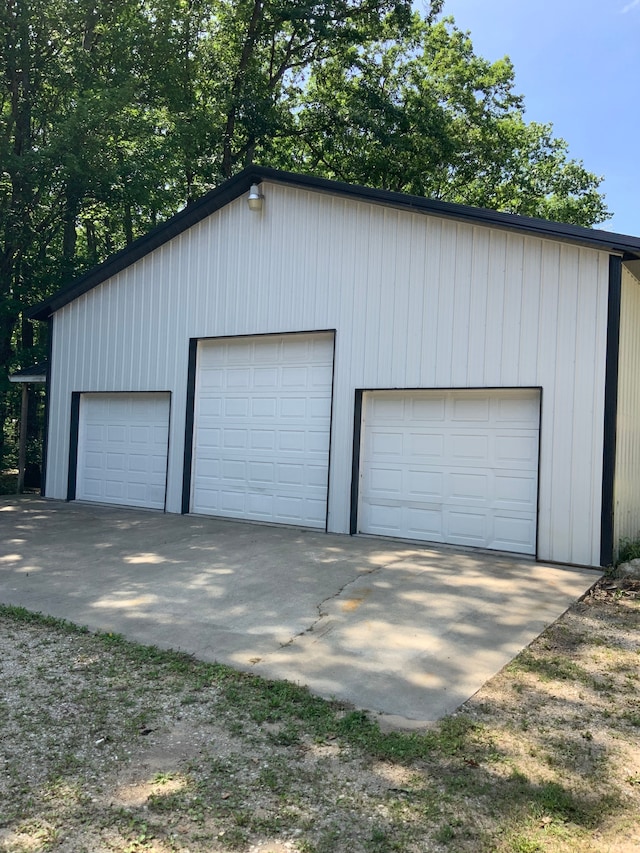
76,393,169,509
46,182,610,565
359,390,540,554
613,267,640,550
191,333,333,527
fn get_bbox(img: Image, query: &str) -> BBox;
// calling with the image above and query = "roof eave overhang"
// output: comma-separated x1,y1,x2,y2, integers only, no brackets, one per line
9,374,47,383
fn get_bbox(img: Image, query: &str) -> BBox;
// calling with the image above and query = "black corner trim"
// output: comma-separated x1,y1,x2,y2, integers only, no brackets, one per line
40,317,53,496
67,392,81,501
181,339,198,514
600,255,623,566
350,390,364,535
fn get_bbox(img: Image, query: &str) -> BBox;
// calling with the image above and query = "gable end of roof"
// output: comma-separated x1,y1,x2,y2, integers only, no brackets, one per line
28,166,640,321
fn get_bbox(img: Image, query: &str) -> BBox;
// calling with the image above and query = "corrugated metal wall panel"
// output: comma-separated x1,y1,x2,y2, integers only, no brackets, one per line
613,267,640,551
47,183,611,565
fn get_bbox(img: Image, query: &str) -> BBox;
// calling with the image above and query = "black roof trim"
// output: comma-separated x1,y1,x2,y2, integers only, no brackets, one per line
29,166,640,321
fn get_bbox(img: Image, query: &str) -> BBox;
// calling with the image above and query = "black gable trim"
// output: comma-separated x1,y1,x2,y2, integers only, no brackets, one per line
28,165,640,321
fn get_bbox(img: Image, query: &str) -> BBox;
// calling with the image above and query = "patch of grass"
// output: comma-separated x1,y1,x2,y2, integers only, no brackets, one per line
509,836,543,853
621,710,640,726
509,650,595,687
617,535,640,564
0,604,89,634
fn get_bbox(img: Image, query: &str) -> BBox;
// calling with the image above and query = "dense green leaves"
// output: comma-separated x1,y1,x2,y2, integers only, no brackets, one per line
268,14,608,227
0,0,608,469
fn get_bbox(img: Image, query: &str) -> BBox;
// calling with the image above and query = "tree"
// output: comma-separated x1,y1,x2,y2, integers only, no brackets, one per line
265,14,609,225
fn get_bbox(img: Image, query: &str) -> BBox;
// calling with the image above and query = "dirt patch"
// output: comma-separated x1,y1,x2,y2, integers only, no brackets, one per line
1,579,639,852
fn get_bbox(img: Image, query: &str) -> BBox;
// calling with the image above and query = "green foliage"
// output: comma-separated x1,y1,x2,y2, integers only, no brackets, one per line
269,14,608,227
617,536,640,565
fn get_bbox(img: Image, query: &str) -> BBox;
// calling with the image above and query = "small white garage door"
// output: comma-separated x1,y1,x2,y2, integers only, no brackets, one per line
358,389,540,554
191,332,334,527
76,393,170,509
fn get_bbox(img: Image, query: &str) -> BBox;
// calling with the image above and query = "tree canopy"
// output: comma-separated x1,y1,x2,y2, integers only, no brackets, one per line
0,0,609,469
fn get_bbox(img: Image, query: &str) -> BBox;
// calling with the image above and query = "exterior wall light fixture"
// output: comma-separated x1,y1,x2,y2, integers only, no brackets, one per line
247,184,264,212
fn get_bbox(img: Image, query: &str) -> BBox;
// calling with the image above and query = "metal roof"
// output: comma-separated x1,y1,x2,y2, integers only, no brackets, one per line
28,166,640,322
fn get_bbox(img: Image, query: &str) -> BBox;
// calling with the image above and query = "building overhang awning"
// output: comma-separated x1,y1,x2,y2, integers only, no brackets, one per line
9,363,48,384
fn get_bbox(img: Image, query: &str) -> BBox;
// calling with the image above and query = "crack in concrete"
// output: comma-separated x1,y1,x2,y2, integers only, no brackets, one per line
278,562,389,648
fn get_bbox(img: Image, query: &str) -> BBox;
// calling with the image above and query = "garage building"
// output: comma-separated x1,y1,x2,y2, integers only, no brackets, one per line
30,167,640,567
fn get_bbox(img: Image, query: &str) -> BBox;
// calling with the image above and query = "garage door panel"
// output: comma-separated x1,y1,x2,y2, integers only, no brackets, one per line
199,368,224,389
248,430,275,450
227,368,251,388
409,432,445,457
493,514,536,551
451,397,490,422
411,397,446,421
449,433,489,461
446,508,488,544
76,393,169,510
359,389,539,554
449,471,489,501
407,506,443,539
370,397,406,420
192,333,333,528
364,500,404,534
370,466,403,495
248,460,275,483
494,473,537,507
407,469,444,499
105,480,125,500
496,395,540,423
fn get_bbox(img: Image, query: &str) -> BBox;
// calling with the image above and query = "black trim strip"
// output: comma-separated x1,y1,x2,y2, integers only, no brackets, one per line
350,390,364,535
600,255,623,566
352,384,541,393
193,327,335,344
67,392,81,501
534,387,543,561
41,317,53,496
324,332,337,533
163,392,172,513
28,166,640,322
181,339,199,514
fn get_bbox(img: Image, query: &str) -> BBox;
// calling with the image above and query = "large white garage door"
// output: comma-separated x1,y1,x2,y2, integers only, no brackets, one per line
358,389,540,554
191,332,334,528
76,393,170,509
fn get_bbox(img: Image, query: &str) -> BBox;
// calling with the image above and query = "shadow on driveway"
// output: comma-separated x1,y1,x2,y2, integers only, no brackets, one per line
0,497,599,727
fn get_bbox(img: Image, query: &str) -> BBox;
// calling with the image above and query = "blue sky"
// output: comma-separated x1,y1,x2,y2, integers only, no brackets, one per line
435,0,639,235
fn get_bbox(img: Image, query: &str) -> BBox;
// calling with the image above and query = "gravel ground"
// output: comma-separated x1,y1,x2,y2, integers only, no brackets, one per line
0,578,639,853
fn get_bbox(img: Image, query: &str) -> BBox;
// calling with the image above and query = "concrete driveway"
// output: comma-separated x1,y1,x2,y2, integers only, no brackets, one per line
0,497,599,727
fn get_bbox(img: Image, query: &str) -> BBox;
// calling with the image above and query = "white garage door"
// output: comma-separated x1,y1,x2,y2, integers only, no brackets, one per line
358,389,540,554
76,393,170,509
191,332,334,528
